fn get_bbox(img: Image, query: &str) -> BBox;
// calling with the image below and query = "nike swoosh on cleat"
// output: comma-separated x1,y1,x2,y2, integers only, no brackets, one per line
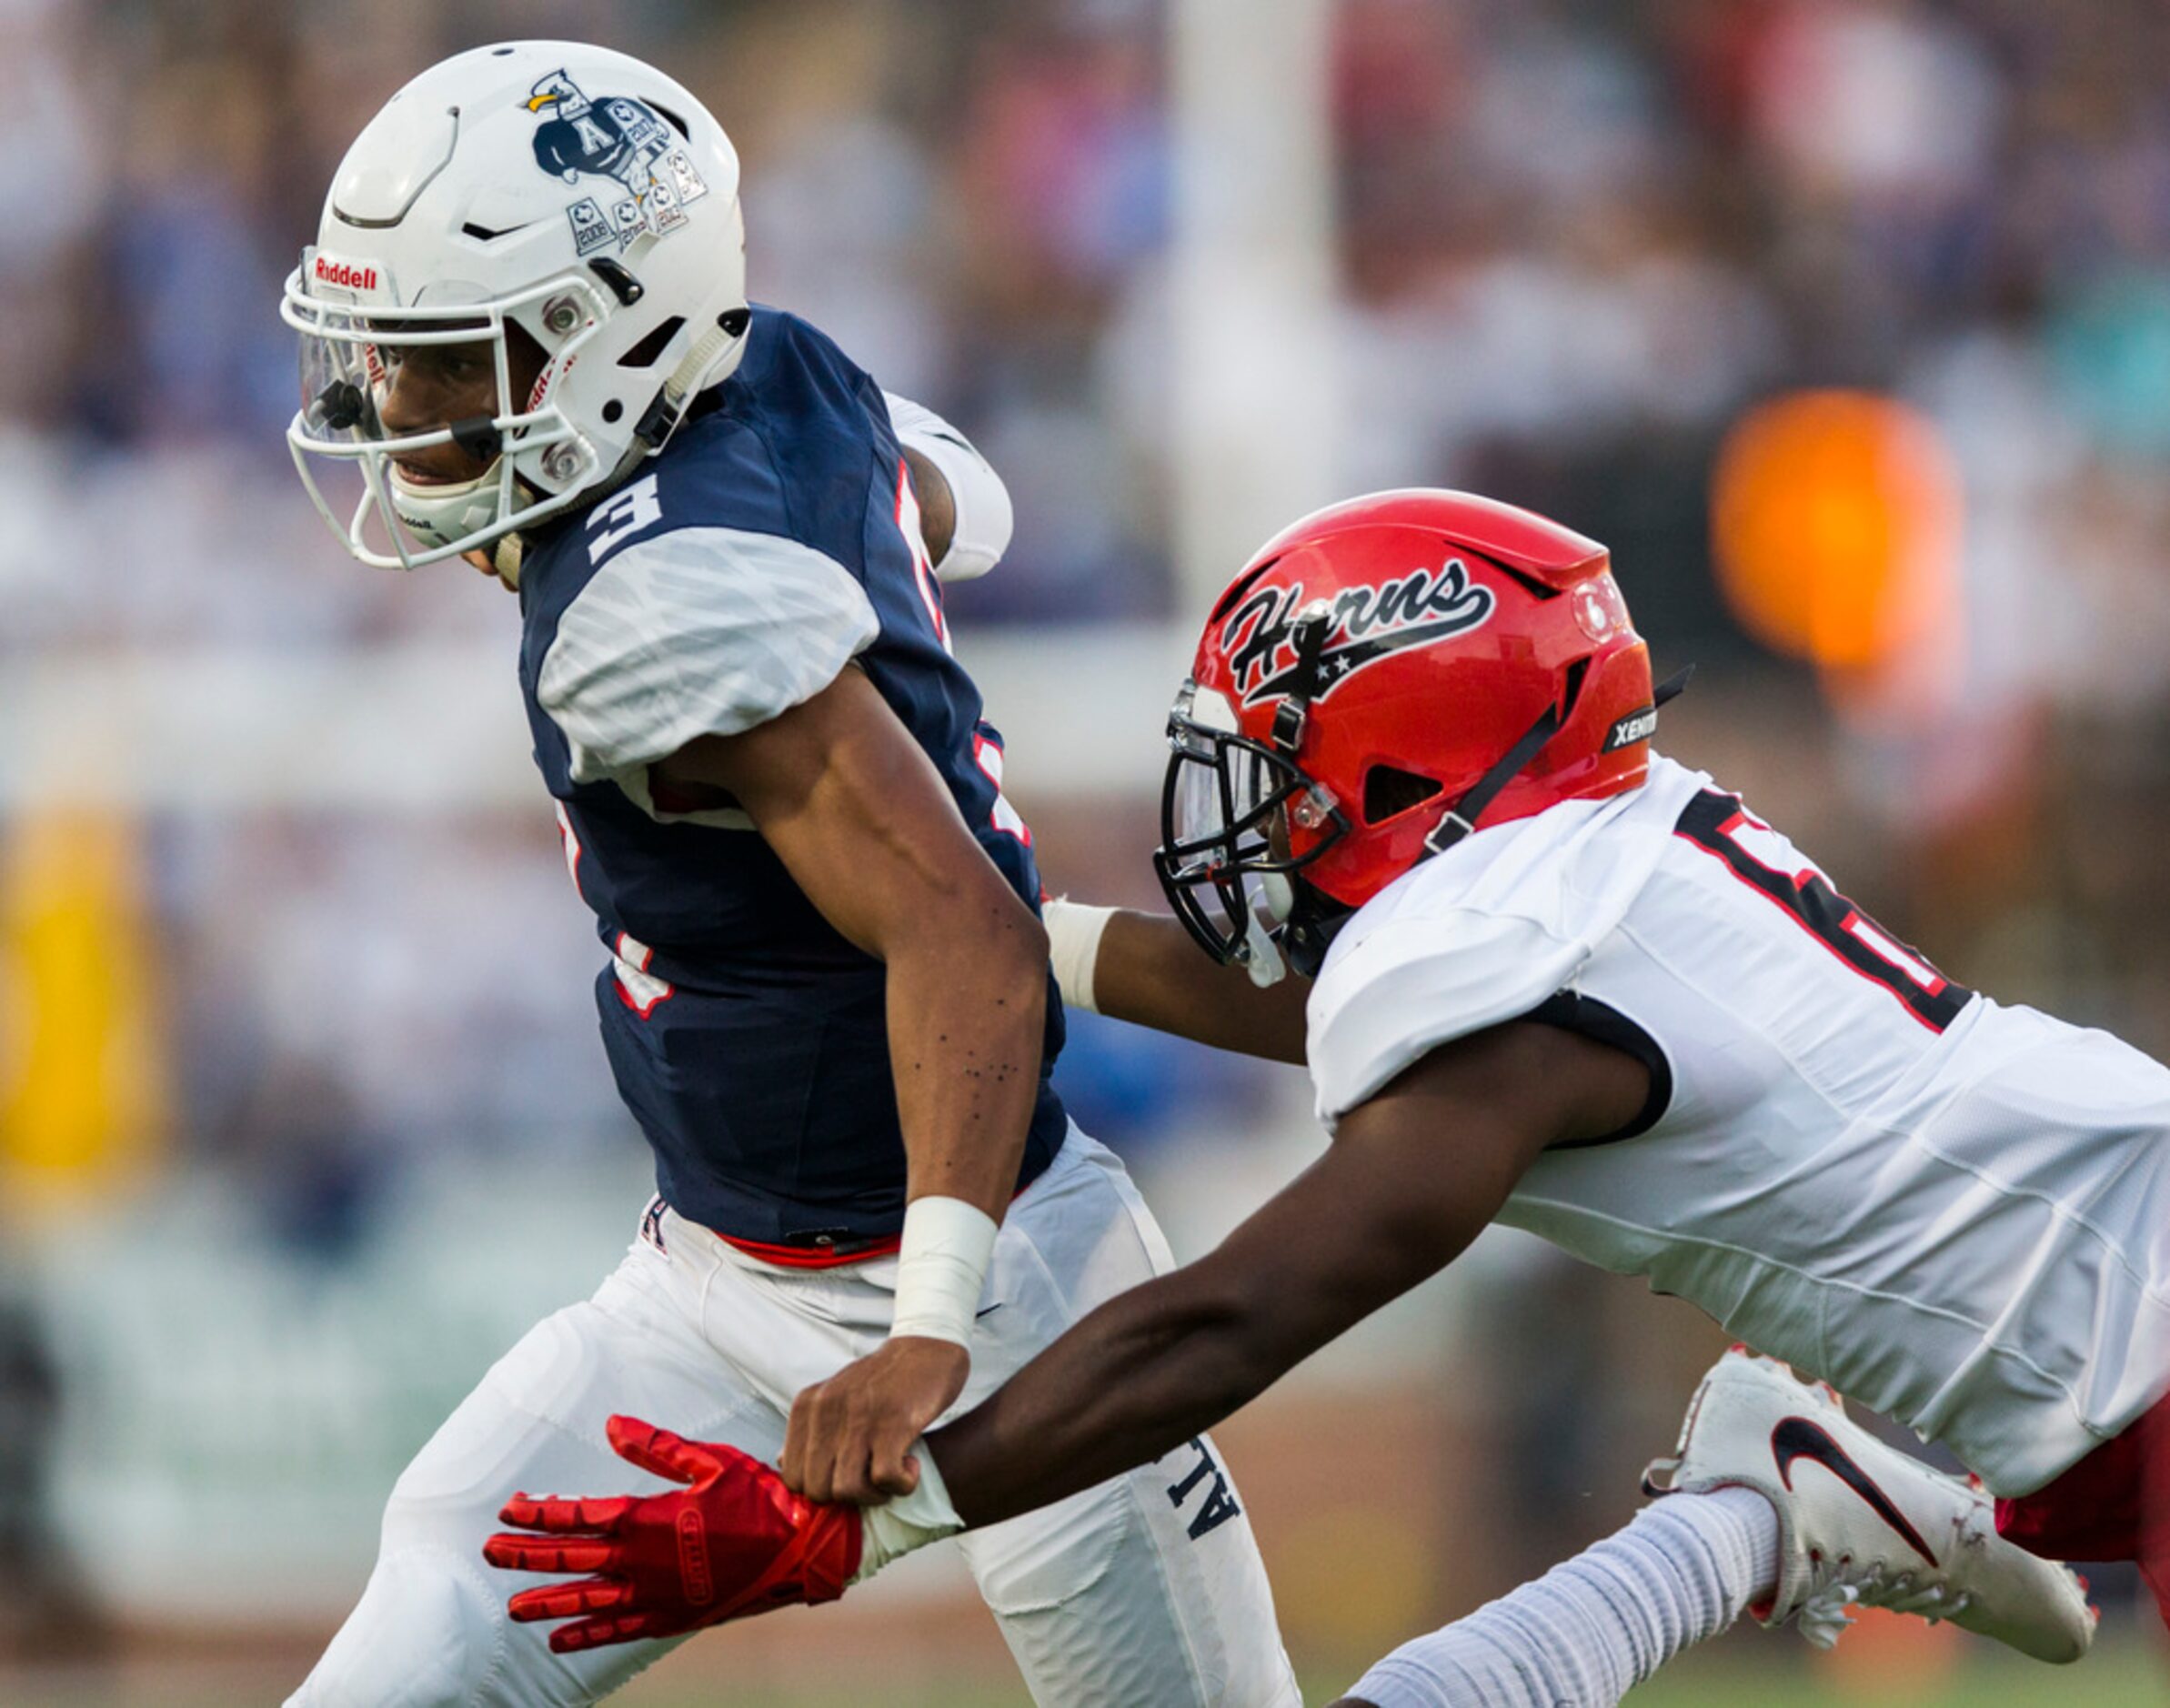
1771,1417,1939,1566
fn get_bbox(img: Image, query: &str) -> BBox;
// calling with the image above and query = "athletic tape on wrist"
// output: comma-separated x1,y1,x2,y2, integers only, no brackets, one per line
888,1195,999,1347
1042,898,1116,1015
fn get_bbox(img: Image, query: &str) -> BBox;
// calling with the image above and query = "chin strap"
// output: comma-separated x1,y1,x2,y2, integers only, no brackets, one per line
591,310,748,503
1279,885,1354,979
1271,607,1333,757
497,311,743,589
1420,663,1695,862
1422,699,1566,859
491,531,525,591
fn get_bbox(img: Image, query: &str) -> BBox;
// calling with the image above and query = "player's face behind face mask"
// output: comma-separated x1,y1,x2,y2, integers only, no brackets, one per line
368,322,549,486
364,325,550,587
288,288,593,570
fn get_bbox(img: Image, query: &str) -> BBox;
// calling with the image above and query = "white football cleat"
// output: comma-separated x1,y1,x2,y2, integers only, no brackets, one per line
1642,1348,2095,1663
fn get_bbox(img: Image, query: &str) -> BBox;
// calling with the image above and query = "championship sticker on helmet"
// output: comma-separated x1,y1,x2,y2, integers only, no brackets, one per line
524,70,709,256
1221,558,1497,705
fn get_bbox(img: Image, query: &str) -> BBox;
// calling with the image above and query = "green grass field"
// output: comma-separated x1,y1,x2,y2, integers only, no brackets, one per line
2,1642,2157,1706
612,1640,2168,1707
5,1616,2157,1705
624,1649,2162,1706
620,1647,2166,1705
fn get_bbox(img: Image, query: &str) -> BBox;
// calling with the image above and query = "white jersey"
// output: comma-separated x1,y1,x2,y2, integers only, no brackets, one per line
1307,754,2170,1495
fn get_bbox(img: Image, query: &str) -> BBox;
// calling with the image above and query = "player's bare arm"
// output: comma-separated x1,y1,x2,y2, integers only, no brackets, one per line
925,1017,1644,1525
899,445,957,567
1050,901,1311,1062
648,668,1049,1504
483,1018,1643,1647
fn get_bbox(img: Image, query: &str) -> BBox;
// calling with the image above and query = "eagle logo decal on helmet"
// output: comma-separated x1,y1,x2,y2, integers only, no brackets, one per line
1220,558,1497,705
525,70,709,256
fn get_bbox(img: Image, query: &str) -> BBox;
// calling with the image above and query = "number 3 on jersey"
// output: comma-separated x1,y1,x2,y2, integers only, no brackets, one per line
588,473,664,563
1675,790,1973,1032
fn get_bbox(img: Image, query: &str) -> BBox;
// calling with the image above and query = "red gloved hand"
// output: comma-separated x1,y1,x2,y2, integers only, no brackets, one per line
482,1414,863,1653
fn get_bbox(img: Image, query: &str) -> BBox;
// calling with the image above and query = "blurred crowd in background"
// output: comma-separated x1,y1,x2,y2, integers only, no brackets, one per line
5,0,2170,1677
1,0,2166,1173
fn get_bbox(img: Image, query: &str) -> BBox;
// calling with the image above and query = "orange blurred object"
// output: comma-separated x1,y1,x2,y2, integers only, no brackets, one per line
1711,389,1964,680
1812,1603,1964,1700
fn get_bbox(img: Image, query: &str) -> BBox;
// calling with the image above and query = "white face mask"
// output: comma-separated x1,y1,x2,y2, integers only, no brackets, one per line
284,271,604,569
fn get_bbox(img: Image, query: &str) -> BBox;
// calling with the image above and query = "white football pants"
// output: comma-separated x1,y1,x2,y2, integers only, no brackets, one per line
287,1130,1301,1708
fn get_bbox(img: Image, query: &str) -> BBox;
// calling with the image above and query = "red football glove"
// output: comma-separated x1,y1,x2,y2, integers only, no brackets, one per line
482,1414,863,1653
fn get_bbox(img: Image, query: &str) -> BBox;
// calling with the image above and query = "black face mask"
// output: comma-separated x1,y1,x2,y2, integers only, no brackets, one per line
1150,679,1351,974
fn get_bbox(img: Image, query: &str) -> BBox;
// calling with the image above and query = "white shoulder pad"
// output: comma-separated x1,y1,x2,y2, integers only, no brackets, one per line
884,390,1013,583
1305,758,1713,1126
1307,908,1590,1130
538,526,879,785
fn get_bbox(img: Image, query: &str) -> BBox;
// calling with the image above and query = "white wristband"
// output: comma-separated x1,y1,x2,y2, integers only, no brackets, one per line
852,1438,964,1582
1043,898,1117,1015
888,1195,999,1347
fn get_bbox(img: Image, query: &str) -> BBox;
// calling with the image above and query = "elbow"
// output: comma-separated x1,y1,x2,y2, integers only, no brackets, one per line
970,881,1049,990
1011,906,1050,981
892,878,1049,993
997,909,1051,1017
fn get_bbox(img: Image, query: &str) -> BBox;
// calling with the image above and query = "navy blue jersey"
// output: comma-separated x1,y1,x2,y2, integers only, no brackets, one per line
514,307,1067,1245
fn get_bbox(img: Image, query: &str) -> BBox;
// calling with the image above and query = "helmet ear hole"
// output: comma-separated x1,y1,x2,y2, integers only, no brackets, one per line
1562,655,1590,710
618,316,687,368
1362,765,1443,825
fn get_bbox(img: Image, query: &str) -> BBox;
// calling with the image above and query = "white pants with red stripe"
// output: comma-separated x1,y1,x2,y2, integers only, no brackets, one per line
286,1130,1301,1708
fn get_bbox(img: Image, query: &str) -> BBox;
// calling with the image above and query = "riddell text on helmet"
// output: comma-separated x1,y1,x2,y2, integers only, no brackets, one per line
314,256,380,291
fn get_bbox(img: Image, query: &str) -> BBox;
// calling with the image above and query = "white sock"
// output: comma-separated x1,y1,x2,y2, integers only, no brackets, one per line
1346,1486,1781,1708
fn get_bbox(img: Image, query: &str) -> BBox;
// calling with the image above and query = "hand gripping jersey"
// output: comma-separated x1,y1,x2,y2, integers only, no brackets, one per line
515,306,1066,1248
1307,754,2170,1497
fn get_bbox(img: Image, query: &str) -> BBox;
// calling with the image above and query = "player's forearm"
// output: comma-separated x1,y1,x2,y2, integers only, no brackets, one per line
1090,909,1309,1063
927,1211,1431,1524
925,1065,1542,1526
925,1259,1284,1527
886,917,1049,1220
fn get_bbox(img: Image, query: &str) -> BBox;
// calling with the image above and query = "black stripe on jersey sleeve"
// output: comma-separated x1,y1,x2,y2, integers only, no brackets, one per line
1522,990,1673,1148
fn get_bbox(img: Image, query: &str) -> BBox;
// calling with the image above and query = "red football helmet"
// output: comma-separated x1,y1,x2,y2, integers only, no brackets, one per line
1153,488,1673,975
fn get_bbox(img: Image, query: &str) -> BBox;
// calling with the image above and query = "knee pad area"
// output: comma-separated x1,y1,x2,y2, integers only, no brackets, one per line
289,1542,513,1708
962,1478,1135,1616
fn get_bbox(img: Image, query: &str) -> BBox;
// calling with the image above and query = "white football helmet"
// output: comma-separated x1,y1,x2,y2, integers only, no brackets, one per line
282,41,749,569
